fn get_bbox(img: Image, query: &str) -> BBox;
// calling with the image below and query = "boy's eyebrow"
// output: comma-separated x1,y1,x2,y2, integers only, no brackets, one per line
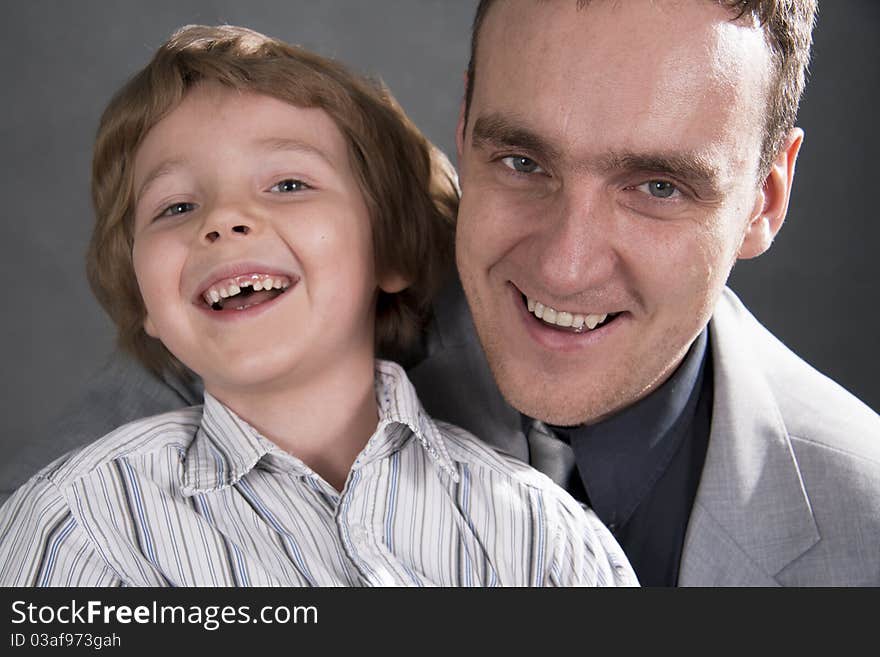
470,113,562,163
255,137,335,167
135,138,337,204
135,158,186,204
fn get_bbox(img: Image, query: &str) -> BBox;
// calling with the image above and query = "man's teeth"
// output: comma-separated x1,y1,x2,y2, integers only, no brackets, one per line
202,273,291,307
526,296,608,332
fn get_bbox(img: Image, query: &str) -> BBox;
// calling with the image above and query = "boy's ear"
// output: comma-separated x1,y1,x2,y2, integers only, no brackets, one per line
143,314,159,339
737,127,804,260
378,271,410,294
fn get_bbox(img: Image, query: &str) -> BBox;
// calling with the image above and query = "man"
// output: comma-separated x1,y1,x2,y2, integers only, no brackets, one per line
414,0,880,586
4,0,879,586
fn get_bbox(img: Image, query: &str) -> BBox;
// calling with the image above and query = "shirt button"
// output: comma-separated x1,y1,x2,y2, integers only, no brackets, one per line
608,523,618,534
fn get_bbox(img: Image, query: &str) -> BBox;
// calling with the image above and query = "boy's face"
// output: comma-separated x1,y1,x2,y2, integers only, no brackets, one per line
131,85,393,400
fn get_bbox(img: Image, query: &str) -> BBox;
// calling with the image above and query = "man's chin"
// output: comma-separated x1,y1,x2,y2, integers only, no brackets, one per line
486,357,624,427
507,393,615,427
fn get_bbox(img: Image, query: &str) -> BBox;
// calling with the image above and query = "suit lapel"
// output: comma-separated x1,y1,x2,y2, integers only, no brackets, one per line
678,504,781,586
679,289,819,585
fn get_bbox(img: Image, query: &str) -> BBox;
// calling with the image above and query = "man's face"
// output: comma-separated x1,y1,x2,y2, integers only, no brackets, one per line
456,0,790,425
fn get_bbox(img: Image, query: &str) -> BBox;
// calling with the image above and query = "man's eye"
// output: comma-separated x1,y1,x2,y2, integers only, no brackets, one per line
638,180,680,199
158,202,197,218
500,156,544,175
270,179,311,193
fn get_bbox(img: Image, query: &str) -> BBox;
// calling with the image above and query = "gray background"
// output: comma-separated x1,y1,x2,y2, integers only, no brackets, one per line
1,1,878,483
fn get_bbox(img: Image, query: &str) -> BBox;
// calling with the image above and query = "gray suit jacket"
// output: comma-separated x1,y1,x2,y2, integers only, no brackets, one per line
409,282,880,586
4,281,879,585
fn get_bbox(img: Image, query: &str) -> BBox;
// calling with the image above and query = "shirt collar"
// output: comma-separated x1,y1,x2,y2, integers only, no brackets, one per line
181,359,458,495
554,328,709,528
356,360,458,480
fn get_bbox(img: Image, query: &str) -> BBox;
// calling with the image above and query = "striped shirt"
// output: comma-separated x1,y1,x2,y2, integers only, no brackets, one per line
0,360,636,587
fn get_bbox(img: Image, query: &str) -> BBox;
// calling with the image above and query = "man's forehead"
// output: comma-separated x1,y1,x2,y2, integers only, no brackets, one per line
478,0,763,30
475,0,771,77
469,0,772,177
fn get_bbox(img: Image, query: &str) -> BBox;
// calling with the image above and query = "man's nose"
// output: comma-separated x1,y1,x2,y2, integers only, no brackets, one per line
531,188,618,295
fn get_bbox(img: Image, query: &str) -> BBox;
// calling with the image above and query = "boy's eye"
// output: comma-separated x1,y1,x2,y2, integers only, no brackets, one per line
500,155,544,175
159,202,197,218
270,179,311,193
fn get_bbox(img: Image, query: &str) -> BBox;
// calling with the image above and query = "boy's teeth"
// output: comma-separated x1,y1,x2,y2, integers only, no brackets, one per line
202,273,292,307
524,295,610,332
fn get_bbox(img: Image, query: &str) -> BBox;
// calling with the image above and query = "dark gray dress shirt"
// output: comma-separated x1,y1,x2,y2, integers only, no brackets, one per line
543,329,712,586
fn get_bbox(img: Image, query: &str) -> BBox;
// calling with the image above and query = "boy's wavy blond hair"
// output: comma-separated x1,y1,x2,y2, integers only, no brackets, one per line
88,25,458,379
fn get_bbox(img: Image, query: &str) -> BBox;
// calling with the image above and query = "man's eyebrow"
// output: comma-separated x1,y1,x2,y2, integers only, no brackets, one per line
471,113,562,162
469,115,721,193
595,151,722,193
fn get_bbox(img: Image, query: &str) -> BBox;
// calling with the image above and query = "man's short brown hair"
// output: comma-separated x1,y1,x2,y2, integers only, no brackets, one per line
88,25,458,380
464,0,818,177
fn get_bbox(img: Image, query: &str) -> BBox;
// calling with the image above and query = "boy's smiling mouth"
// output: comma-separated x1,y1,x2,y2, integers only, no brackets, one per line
200,273,295,311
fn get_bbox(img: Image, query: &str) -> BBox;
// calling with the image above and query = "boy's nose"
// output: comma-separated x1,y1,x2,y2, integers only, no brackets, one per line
204,224,251,243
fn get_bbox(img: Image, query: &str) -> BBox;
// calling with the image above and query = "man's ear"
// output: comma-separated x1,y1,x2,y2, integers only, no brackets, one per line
738,127,804,260
378,271,410,295
456,72,469,164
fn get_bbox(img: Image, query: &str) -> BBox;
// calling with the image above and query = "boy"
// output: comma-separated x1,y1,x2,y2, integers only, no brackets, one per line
0,25,635,586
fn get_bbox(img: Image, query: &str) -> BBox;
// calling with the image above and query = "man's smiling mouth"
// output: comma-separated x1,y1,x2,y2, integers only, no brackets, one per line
201,273,294,311
522,293,618,333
